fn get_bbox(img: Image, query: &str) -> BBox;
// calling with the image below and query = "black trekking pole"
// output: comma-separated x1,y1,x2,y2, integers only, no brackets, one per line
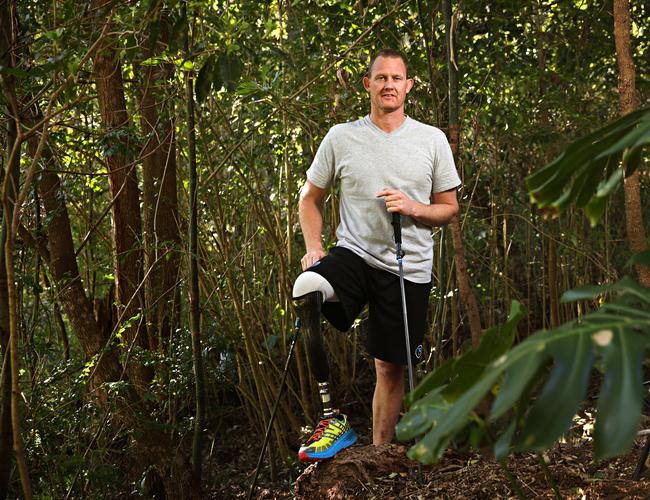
391,212,423,482
247,318,302,500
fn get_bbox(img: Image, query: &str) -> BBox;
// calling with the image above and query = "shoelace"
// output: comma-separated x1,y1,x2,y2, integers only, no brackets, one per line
307,417,341,443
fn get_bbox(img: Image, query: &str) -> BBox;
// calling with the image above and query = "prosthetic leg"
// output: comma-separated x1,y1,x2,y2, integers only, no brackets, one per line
294,271,357,462
293,272,335,418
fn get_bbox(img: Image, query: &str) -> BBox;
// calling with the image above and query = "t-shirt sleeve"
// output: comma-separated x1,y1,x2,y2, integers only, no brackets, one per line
432,131,462,193
306,128,337,189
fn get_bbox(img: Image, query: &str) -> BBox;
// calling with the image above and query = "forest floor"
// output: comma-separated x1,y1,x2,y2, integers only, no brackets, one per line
210,410,650,499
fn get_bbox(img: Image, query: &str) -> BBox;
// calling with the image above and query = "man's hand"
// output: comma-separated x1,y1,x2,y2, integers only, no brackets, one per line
376,188,417,215
377,187,459,227
301,249,326,271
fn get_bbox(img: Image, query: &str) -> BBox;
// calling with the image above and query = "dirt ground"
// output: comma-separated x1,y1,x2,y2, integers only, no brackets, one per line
211,415,650,499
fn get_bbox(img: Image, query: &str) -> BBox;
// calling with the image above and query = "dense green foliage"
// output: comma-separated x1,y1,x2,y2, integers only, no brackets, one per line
0,0,648,497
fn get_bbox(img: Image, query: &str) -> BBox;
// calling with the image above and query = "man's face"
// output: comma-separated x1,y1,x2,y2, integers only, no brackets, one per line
363,56,413,114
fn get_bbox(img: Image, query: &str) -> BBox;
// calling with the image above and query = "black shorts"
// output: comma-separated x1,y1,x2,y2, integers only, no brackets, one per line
308,246,431,366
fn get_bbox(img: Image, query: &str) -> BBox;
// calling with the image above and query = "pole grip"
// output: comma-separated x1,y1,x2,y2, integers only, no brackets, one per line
392,212,402,245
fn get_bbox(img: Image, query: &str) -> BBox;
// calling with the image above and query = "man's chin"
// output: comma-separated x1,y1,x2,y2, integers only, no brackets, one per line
378,104,401,113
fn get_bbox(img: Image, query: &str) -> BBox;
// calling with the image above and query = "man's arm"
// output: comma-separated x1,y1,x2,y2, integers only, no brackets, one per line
376,187,459,227
299,179,328,270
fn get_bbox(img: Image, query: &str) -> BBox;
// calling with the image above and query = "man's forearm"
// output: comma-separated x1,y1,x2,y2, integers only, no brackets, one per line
411,201,459,227
299,200,325,252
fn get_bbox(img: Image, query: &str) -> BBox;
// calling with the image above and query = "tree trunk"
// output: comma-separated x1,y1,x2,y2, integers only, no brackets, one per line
442,0,482,347
0,58,13,500
183,2,205,486
91,0,150,393
0,1,32,495
139,12,181,352
613,0,650,287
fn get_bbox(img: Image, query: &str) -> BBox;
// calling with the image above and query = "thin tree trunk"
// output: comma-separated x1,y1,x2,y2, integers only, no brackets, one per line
0,3,16,494
184,2,205,485
0,84,13,500
442,0,482,347
534,1,561,328
0,348,11,500
0,1,32,495
613,0,650,287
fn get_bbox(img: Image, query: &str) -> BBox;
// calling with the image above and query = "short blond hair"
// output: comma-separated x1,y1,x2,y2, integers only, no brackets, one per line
366,49,409,77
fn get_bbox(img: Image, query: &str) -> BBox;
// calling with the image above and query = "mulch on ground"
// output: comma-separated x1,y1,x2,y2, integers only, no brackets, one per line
213,421,650,499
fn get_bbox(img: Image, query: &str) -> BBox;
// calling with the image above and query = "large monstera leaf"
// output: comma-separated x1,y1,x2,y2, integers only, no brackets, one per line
526,107,650,226
397,278,650,464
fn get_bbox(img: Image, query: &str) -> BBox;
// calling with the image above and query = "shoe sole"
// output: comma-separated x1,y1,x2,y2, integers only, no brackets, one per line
298,429,358,462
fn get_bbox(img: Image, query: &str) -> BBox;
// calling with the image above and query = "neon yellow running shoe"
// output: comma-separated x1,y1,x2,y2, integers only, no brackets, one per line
298,413,357,462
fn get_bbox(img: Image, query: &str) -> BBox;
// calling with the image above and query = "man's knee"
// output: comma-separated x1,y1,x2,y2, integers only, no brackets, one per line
375,359,404,387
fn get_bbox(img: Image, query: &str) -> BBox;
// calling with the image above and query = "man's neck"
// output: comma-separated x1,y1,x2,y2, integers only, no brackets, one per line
368,109,407,133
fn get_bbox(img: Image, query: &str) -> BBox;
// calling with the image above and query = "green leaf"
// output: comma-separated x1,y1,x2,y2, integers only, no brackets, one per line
561,284,610,303
405,301,525,408
596,116,650,159
494,420,516,461
594,168,623,198
526,108,650,223
443,301,526,400
407,369,501,464
516,329,594,451
195,56,215,102
593,327,647,460
624,146,643,177
404,356,456,407
585,195,608,227
396,388,447,441
489,341,545,421
0,65,30,78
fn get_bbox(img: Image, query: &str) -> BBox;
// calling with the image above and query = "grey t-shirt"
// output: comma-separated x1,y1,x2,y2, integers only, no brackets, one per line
307,115,461,283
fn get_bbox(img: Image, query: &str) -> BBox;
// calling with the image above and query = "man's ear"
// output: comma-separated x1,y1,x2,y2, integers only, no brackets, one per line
362,76,371,91
406,78,414,93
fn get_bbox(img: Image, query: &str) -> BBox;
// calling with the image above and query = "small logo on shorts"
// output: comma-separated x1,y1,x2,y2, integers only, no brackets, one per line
415,344,423,359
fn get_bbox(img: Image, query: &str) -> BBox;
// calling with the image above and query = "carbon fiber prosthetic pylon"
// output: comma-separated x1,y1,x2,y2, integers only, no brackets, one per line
301,292,335,418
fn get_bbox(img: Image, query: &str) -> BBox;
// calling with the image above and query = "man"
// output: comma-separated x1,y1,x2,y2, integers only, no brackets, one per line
293,48,460,462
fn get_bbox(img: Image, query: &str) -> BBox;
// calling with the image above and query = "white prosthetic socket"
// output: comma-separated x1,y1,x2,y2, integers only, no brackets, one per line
293,271,337,417
292,271,337,302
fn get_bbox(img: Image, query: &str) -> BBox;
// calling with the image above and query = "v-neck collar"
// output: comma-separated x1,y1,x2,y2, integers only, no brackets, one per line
364,114,411,138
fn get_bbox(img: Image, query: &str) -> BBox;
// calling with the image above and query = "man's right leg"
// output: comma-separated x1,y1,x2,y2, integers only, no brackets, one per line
293,271,357,461
294,272,335,417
